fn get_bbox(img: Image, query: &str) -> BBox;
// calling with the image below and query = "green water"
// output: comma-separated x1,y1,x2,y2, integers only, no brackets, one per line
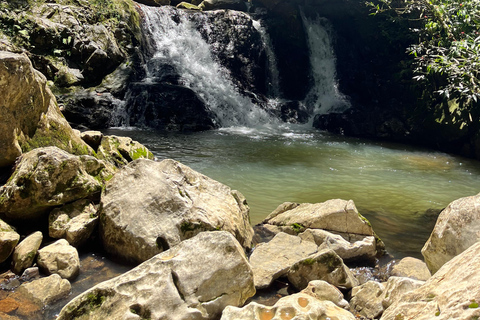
104,126,480,258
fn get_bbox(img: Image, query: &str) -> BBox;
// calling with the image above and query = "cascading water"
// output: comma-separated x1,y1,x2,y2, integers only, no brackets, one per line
138,5,276,128
302,12,350,115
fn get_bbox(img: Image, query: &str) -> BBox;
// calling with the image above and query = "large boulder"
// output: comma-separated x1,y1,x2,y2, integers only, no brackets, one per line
57,231,255,320
0,51,93,168
381,241,480,320
100,158,254,263
221,293,355,320
421,194,480,274
12,232,43,275
0,219,20,263
249,232,318,289
0,147,110,219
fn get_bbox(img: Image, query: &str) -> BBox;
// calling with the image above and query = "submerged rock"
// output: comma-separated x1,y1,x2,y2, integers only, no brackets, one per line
12,232,43,275
57,231,255,320
100,159,254,263
0,147,109,219
221,293,355,320
381,241,480,320
422,194,480,274
0,219,20,264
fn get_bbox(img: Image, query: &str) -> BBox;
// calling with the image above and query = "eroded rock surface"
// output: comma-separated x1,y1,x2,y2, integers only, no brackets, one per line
37,239,80,281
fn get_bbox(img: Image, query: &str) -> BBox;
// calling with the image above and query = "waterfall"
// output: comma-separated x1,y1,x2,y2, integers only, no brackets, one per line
302,12,350,114
252,19,281,98
138,5,276,128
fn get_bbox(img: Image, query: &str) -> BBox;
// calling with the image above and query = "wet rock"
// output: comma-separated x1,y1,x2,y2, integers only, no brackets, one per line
20,267,40,282
199,0,247,11
100,159,254,264
382,276,425,309
0,51,92,168
249,232,318,289
57,231,255,320
287,249,358,290
350,281,385,319
221,293,356,320
176,2,201,9
0,219,20,263
391,257,431,281
300,229,377,263
12,232,43,275
16,274,71,307
422,194,480,274
37,239,80,281
301,280,349,309
49,199,98,247
381,241,480,320
96,135,154,168
0,147,108,219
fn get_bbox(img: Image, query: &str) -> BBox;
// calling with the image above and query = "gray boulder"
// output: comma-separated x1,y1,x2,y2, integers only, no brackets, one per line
221,293,356,320
100,159,254,263
12,231,43,274
0,147,110,219
381,241,480,320
0,219,20,263
49,199,98,247
422,194,480,274
37,239,80,281
57,231,255,320
391,257,431,281
287,249,358,290
249,232,318,289
0,51,93,168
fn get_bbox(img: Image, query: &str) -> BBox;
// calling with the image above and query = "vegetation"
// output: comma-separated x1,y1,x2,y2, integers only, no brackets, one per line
368,0,480,129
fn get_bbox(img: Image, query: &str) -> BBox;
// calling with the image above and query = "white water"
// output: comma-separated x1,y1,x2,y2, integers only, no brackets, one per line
302,12,350,114
139,5,276,128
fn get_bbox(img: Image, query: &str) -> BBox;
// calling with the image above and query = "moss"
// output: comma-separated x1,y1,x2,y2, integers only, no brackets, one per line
129,147,154,161
180,221,202,233
469,301,479,309
302,258,316,265
317,252,341,272
290,223,305,234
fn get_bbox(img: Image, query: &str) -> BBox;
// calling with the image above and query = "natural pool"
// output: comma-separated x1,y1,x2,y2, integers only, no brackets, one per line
104,126,480,258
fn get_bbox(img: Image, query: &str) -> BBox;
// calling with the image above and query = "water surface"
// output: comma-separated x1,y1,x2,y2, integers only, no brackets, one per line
104,126,480,258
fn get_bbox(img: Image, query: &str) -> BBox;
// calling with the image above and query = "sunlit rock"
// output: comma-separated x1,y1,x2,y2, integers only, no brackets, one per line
382,276,425,309
422,194,480,274
37,239,80,281
96,135,154,168
301,280,349,309
249,232,318,289
391,257,431,281
0,147,110,220
12,231,43,275
0,219,20,263
221,293,356,320
16,274,71,307
381,241,480,320
350,280,385,319
100,158,254,263
57,231,255,320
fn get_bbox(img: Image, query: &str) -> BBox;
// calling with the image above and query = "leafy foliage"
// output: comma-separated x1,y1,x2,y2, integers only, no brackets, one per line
367,0,480,126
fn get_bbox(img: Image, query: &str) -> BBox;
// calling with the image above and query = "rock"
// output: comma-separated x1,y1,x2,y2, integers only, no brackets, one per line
300,229,377,262
301,280,349,309
382,276,425,309
287,249,358,290
421,194,480,274
0,147,109,219
198,0,247,11
37,239,80,281
381,241,480,320
264,199,374,236
100,159,254,263
221,293,356,320
0,219,20,263
12,232,43,275
96,135,154,168
350,281,385,319
49,199,98,247
16,274,71,307
0,51,93,168
80,131,103,151
20,267,40,282
391,257,431,281
57,231,255,320
176,1,202,9
249,232,318,289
